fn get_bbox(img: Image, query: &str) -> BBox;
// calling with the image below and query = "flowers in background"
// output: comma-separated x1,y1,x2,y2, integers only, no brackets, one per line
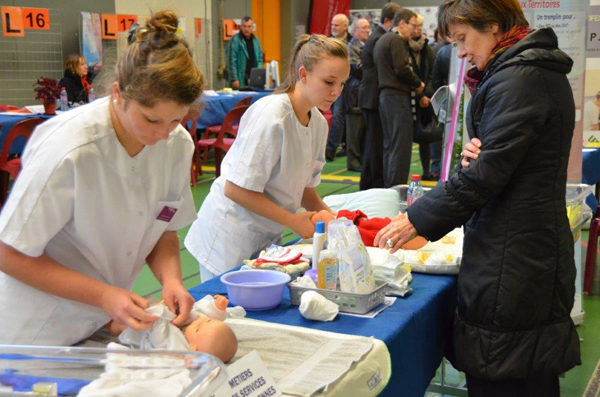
33,77,60,103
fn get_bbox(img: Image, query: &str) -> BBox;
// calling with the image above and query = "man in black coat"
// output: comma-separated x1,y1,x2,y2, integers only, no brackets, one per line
373,9,424,188
357,2,402,190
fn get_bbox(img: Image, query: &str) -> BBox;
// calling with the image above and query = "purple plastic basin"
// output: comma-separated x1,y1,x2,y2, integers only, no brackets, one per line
221,270,291,311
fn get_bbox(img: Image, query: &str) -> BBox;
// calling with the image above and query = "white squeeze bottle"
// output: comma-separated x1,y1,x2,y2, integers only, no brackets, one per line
312,221,326,269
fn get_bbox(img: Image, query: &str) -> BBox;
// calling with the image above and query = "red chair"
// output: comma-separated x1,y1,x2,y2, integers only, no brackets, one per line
584,204,600,295
200,96,252,164
197,104,249,177
180,113,202,187
0,105,20,112
0,118,44,206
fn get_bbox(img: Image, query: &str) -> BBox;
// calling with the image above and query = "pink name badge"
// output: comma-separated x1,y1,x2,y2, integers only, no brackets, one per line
157,206,178,222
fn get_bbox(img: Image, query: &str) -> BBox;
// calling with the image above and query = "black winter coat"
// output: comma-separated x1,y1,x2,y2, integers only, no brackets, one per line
358,25,387,110
407,28,580,380
58,69,88,104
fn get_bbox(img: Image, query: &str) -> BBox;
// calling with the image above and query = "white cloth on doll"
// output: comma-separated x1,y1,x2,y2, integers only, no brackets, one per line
118,295,246,350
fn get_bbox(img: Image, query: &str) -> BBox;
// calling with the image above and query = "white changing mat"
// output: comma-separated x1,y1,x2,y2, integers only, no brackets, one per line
226,318,391,396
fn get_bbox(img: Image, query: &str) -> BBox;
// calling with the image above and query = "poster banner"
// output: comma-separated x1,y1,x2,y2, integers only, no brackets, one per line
521,0,589,181
81,12,103,68
310,0,351,36
584,2,600,146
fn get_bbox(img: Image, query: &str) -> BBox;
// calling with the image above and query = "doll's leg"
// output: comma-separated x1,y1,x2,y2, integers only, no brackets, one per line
214,295,229,311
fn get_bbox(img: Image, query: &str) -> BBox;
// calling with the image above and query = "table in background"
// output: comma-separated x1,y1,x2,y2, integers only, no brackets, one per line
583,147,600,210
189,269,458,397
0,113,53,155
198,90,272,129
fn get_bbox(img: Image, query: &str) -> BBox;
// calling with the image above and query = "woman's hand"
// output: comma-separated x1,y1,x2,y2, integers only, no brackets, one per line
374,216,418,254
290,211,317,239
100,287,158,331
162,281,195,326
461,138,482,168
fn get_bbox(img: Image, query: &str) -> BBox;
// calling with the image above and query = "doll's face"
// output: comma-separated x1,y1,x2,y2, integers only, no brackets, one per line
185,317,238,363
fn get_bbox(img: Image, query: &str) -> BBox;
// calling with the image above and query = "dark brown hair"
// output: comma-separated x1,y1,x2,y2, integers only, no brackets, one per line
381,3,403,25
276,34,348,94
393,9,417,27
438,0,528,37
115,10,204,108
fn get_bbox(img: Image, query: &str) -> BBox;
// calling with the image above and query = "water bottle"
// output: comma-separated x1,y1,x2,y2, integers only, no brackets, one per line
88,87,96,103
59,87,68,111
407,174,424,206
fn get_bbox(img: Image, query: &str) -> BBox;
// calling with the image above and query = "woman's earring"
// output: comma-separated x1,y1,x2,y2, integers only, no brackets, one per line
113,99,118,105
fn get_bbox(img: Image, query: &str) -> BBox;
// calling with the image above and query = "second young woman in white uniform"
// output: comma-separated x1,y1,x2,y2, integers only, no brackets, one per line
185,35,350,280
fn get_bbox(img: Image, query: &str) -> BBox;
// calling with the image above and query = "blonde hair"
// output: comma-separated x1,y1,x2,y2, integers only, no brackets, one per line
277,34,348,94
415,13,425,25
64,54,84,74
115,10,204,108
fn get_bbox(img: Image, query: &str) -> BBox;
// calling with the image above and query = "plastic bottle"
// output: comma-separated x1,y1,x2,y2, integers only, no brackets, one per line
407,174,424,206
312,221,326,269
59,87,68,111
317,250,338,290
88,87,96,103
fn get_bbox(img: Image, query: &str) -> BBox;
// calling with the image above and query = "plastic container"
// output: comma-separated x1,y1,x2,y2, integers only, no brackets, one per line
88,87,96,102
221,269,291,311
407,174,424,206
59,87,68,111
288,279,388,314
317,250,338,290
312,221,326,269
0,345,227,396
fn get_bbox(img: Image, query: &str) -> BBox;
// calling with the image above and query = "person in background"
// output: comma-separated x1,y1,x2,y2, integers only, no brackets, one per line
374,9,424,188
430,27,450,53
408,13,437,181
583,91,600,131
343,18,371,172
430,33,454,179
59,54,91,104
185,35,349,282
226,16,264,89
358,2,403,190
0,11,203,345
375,0,580,395
326,13,351,162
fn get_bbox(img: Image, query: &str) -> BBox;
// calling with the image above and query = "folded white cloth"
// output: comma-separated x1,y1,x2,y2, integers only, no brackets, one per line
299,291,339,322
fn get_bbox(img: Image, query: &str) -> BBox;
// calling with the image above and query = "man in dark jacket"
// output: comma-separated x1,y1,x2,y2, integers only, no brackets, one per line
376,17,581,396
357,2,402,190
374,9,424,188
226,16,263,89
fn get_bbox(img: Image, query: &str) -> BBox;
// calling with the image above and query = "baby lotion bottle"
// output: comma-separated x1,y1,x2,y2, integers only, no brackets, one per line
317,250,338,290
312,221,326,269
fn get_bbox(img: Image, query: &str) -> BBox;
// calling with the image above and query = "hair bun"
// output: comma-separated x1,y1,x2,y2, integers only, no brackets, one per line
146,10,178,34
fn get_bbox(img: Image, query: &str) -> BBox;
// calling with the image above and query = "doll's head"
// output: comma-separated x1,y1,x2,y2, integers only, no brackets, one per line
184,316,238,363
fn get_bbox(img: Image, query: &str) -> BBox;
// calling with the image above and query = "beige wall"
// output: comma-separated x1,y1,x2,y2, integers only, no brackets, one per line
114,0,214,86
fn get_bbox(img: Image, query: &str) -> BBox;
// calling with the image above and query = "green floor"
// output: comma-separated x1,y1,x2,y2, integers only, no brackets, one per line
131,146,600,397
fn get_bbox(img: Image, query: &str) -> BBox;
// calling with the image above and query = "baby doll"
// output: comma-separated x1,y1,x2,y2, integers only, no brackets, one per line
107,295,238,363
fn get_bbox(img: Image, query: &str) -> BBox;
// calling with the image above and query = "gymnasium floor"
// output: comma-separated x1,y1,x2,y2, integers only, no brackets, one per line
131,145,600,397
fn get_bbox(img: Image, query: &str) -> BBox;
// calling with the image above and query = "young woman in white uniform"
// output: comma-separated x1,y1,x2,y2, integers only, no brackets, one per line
185,35,350,280
0,11,204,345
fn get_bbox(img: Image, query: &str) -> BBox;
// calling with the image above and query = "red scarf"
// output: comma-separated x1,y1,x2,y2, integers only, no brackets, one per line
81,75,92,92
464,26,534,94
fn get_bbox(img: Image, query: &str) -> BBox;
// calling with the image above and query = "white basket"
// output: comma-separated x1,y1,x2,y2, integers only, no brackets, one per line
288,280,388,314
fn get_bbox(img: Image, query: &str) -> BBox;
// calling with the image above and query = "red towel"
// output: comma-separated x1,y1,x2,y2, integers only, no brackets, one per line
336,210,391,247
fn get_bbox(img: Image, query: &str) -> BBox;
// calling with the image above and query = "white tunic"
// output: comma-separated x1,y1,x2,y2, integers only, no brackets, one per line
0,97,197,345
185,94,327,275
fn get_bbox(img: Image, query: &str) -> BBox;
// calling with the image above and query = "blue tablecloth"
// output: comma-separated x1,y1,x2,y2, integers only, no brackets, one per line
0,113,53,155
198,91,272,129
583,147,600,210
189,270,458,397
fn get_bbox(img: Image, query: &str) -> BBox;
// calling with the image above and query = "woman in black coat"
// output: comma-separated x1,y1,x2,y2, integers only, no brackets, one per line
58,54,91,104
374,0,580,395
